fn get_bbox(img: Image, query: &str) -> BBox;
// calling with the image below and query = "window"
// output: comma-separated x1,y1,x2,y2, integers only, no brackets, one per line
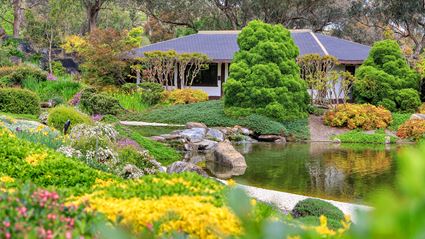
191,63,218,87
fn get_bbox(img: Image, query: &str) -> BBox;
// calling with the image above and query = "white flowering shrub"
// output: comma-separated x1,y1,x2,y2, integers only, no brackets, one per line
70,122,118,142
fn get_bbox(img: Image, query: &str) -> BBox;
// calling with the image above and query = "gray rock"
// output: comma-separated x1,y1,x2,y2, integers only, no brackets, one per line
333,138,341,144
186,122,207,129
160,134,182,140
212,142,247,168
410,114,425,120
240,127,252,136
258,135,282,142
180,128,207,143
194,139,218,150
206,161,247,179
274,137,287,144
206,128,225,142
38,112,49,125
385,136,391,144
121,164,144,179
167,161,208,177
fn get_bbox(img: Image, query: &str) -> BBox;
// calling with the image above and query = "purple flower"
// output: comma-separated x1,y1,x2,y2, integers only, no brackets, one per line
47,73,57,81
91,114,103,122
69,92,82,106
117,138,141,150
15,127,22,132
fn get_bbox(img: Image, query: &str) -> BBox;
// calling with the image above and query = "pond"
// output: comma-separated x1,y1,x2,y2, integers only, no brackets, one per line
232,143,406,203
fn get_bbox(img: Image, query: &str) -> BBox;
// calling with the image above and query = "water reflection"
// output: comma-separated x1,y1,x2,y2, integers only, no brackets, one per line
233,143,401,203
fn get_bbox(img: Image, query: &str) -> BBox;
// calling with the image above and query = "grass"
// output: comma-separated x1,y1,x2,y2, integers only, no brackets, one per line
389,113,411,131
0,112,39,121
22,76,81,102
334,129,397,144
115,125,181,166
127,125,184,137
112,92,148,112
121,100,297,136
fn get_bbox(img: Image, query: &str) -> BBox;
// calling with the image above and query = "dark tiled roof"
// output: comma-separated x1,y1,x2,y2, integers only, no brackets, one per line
130,31,370,64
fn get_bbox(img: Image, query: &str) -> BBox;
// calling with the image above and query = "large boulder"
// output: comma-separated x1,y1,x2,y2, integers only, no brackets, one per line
194,139,218,150
212,142,247,168
410,114,425,120
167,161,208,177
207,128,225,142
180,128,207,143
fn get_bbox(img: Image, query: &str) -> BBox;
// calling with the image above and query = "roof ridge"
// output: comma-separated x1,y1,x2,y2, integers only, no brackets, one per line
315,33,371,48
310,32,329,55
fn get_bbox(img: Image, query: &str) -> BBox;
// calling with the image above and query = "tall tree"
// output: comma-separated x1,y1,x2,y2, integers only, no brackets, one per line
80,0,110,33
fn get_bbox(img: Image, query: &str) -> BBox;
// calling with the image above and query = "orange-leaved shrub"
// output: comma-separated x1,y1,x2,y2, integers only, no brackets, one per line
163,88,209,105
324,104,392,130
396,119,425,140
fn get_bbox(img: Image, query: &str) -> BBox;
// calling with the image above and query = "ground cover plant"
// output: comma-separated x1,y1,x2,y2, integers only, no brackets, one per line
224,20,310,121
354,40,421,113
123,100,287,135
389,113,411,131
396,119,425,141
333,129,396,144
47,105,93,131
324,104,392,130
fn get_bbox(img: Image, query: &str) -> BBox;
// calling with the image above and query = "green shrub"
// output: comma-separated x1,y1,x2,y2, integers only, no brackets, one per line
224,20,310,121
112,92,147,112
139,82,164,106
117,146,155,169
163,88,209,105
121,83,138,93
0,65,47,85
47,105,92,131
22,77,82,101
51,61,67,76
334,129,396,144
389,113,411,131
0,88,40,115
292,198,344,222
123,100,287,136
80,88,122,115
354,40,421,112
295,216,343,230
101,114,120,123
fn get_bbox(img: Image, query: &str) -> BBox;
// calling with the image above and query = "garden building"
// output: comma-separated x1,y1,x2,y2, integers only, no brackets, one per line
131,30,370,98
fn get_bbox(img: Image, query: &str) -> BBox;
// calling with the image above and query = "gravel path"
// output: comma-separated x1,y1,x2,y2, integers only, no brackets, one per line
120,121,185,127
309,115,348,142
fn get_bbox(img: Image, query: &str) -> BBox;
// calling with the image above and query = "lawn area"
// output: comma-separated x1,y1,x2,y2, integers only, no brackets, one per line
334,129,397,144
122,100,309,139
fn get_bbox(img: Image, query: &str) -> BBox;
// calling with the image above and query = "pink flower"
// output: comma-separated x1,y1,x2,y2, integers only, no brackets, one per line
146,223,153,231
47,73,57,81
5,233,11,239
65,231,72,239
17,206,27,216
3,221,10,227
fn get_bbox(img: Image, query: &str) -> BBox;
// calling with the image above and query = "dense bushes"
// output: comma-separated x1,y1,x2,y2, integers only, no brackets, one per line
163,88,209,105
396,119,425,141
22,77,82,101
0,65,47,86
224,20,310,121
292,198,344,228
334,129,396,144
47,105,92,131
139,82,164,106
0,88,40,115
80,88,122,115
354,40,421,113
324,104,392,130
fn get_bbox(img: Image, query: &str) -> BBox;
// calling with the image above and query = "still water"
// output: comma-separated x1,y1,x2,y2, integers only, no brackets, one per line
233,143,404,203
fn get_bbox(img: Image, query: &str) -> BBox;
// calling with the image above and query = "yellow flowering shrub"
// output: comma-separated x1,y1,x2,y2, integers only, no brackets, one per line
163,89,209,105
74,195,241,238
25,152,48,166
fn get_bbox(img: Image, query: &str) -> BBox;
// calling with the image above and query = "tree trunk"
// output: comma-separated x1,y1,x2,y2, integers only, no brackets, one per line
12,0,23,38
48,31,53,74
136,70,141,85
87,7,99,33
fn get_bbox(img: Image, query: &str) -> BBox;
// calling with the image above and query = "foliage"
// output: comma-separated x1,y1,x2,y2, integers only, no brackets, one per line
14,127,65,150
324,104,392,130
115,125,181,166
354,40,421,112
388,113,411,131
224,20,310,121
47,105,92,131
175,52,210,87
139,82,165,106
334,129,396,144
125,27,144,47
123,100,287,135
396,119,425,141
0,184,107,238
419,103,425,114
22,76,81,101
281,118,310,141
163,88,209,105
0,88,40,115
63,29,132,86
121,83,138,93
80,88,122,115
0,64,48,86
292,198,344,222
112,92,147,112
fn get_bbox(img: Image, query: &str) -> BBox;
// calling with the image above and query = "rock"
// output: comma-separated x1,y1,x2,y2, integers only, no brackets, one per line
240,127,252,136
38,112,49,125
194,139,218,150
385,136,391,144
274,137,287,144
258,135,282,142
121,164,144,179
186,122,207,129
410,114,425,120
150,136,166,142
160,134,182,140
206,161,247,179
206,128,225,142
333,138,341,144
180,128,207,143
10,56,22,65
167,161,208,177
212,142,247,168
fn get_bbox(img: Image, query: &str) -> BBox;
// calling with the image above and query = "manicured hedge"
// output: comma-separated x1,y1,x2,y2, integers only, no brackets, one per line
48,105,92,131
292,198,344,222
0,88,40,115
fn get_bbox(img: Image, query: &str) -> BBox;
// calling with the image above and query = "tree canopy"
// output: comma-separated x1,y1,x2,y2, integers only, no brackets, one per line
224,20,310,121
